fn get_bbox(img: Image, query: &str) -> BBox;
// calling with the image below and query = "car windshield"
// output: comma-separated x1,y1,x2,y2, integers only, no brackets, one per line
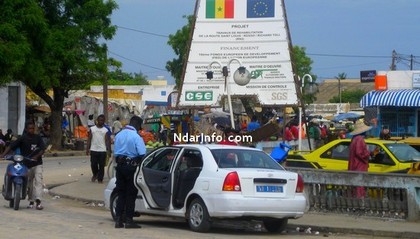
385,143,420,162
211,149,284,170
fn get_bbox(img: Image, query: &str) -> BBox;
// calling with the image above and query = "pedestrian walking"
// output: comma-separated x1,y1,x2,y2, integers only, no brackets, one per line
112,117,123,135
86,114,111,183
0,121,46,210
348,120,372,200
308,120,322,149
113,115,146,229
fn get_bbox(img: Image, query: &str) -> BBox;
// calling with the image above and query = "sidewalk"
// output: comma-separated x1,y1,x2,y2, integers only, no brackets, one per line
46,152,420,238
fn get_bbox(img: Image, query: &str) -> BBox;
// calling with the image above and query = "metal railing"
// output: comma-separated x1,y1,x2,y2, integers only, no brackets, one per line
287,168,420,221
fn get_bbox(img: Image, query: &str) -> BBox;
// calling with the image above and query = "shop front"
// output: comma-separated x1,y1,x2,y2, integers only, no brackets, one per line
361,89,420,137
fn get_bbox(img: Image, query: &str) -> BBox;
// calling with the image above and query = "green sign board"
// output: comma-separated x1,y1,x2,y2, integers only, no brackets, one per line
185,91,213,101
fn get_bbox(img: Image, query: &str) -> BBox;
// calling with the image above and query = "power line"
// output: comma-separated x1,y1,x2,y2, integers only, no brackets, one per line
307,53,392,59
112,24,420,74
116,25,169,38
314,60,390,71
108,50,167,72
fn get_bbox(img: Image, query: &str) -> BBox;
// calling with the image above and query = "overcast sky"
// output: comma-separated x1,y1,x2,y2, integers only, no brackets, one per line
107,0,420,84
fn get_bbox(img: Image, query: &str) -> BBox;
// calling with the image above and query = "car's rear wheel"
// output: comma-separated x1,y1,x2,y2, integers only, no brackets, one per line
263,218,288,233
110,193,118,221
187,198,211,232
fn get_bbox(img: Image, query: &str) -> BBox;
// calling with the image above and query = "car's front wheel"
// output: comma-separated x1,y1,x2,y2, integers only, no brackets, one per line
187,198,211,232
263,218,288,233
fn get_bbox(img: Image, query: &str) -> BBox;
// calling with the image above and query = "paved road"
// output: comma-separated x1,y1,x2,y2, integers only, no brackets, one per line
0,193,377,238
1,155,419,238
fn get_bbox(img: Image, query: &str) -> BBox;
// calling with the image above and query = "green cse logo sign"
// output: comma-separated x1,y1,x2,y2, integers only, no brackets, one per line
185,91,213,101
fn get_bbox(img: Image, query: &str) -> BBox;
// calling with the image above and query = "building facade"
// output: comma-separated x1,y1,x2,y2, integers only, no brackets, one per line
0,83,26,136
361,71,420,138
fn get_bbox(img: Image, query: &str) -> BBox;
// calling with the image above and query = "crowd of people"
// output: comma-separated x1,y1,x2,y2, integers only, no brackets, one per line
0,110,396,227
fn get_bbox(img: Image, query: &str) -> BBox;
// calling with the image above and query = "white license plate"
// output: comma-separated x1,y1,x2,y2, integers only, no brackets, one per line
256,185,283,193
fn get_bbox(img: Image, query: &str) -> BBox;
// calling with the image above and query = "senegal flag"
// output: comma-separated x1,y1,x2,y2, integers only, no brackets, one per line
206,0,234,19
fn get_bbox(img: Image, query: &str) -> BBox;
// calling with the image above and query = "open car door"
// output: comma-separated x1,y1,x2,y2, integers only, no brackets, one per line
135,147,181,209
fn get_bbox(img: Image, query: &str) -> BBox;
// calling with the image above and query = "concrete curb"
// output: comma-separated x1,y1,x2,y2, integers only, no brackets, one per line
47,182,105,205
286,224,420,239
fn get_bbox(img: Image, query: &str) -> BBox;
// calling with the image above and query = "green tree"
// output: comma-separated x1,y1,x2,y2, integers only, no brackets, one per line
0,0,118,150
0,0,47,82
334,72,347,105
92,69,150,86
292,46,317,104
166,15,194,89
329,89,367,103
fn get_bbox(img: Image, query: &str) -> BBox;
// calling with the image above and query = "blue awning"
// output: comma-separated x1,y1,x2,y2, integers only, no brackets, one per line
360,89,420,107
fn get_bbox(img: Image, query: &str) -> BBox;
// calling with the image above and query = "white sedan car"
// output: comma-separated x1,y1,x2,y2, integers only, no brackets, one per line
104,144,307,233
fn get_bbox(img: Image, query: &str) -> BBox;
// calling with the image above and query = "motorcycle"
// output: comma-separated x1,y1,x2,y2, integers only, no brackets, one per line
2,154,34,210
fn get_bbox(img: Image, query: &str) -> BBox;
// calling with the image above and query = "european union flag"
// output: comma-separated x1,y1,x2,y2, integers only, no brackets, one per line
247,0,275,18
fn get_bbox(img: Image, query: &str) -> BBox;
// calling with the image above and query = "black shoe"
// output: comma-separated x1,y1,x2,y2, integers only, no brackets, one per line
125,221,141,229
115,222,124,228
115,217,124,228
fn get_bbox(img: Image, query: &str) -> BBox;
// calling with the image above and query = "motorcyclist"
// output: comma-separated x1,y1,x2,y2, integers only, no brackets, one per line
0,121,46,210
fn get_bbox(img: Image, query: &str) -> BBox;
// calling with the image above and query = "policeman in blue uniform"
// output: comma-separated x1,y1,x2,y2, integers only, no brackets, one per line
113,116,146,229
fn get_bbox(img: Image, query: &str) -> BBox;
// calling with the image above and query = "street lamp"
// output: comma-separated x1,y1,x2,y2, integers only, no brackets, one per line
298,74,316,151
206,58,251,129
338,78,342,113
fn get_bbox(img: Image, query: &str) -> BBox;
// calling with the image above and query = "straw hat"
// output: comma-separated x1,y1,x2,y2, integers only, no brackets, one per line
350,120,372,136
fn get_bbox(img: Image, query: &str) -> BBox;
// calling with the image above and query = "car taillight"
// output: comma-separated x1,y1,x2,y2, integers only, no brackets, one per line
223,172,241,191
296,174,304,193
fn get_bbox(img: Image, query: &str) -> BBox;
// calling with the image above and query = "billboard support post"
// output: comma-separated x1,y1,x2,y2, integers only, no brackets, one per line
207,58,251,129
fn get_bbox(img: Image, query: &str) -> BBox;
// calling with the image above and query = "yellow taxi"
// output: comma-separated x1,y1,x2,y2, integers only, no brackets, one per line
286,138,420,174
399,137,420,152
398,137,420,174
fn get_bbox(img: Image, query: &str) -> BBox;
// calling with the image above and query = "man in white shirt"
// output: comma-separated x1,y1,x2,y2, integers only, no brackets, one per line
86,114,111,183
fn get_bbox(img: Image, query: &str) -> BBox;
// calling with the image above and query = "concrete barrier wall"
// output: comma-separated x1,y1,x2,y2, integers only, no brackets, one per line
287,168,420,221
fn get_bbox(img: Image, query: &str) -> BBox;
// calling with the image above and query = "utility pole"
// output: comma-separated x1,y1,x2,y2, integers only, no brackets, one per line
390,50,397,71
103,50,108,123
410,54,414,70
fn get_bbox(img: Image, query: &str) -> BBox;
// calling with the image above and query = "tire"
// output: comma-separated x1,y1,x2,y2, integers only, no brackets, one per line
110,193,118,221
13,184,22,211
187,198,211,232
263,218,288,233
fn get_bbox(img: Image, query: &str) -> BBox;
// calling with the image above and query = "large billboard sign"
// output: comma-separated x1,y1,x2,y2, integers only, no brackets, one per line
178,0,298,107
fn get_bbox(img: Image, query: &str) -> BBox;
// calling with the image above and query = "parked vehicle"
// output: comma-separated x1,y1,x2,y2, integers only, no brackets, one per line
2,154,33,210
399,137,420,152
399,138,420,175
286,139,420,173
104,144,307,233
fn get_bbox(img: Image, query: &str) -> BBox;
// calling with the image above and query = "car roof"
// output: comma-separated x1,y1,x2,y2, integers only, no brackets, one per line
335,138,402,143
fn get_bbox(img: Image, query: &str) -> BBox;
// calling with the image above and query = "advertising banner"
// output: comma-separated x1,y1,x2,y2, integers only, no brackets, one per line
178,0,298,107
